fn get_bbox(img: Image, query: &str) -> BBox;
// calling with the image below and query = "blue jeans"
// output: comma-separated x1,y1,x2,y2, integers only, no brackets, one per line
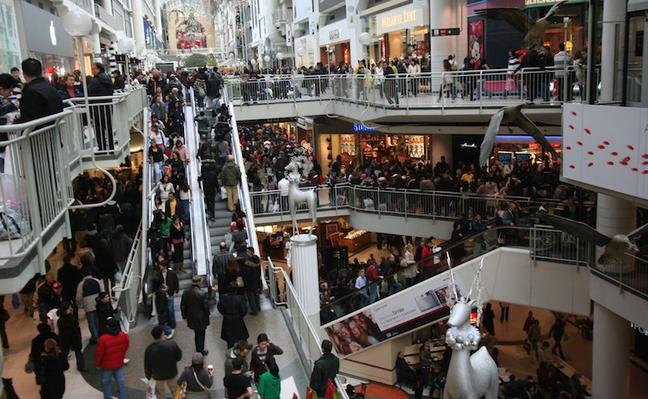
153,162,163,184
167,298,176,329
87,311,98,342
180,200,190,224
368,284,380,304
101,367,126,399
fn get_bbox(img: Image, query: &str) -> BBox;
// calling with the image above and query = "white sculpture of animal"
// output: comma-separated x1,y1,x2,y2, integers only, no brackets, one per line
444,256,499,399
285,160,317,237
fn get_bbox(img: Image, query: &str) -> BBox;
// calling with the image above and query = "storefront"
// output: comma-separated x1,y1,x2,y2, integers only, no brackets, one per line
364,2,430,69
492,135,562,165
0,0,22,73
318,19,353,67
17,1,74,76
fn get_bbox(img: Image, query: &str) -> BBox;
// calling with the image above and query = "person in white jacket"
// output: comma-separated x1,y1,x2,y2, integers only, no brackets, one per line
373,63,385,100
406,59,421,96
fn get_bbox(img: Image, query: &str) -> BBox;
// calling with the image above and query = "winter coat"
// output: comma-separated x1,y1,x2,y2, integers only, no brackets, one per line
309,353,340,397
180,286,210,330
258,371,281,399
95,329,129,369
57,313,83,352
217,293,249,345
38,352,69,398
19,77,63,123
144,339,182,380
88,73,114,97
220,160,241,187
75,276,103,313
250,343,284,382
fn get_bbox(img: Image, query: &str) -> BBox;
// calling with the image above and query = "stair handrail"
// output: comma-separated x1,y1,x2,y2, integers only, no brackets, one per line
113,222,143,331
267,258,349,399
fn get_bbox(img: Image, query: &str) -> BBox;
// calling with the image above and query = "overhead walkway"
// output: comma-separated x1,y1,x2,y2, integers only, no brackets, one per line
0,88,146,294
224,68,575,123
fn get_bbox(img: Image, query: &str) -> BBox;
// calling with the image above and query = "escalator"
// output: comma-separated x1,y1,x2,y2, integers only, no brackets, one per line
318,225,592,356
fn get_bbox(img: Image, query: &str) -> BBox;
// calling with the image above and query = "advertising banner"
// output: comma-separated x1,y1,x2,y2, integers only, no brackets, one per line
323,273,464,356
562,103,648,201
468,20,484,68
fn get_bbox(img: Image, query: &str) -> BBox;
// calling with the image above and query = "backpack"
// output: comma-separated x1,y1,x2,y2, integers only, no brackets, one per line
82,278,101,297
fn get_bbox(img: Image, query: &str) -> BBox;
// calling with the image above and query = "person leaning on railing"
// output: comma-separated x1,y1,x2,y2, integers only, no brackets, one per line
16,58,63,123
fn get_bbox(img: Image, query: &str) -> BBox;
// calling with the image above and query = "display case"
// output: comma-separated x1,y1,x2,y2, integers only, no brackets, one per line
339,229,371,252
340,134,356,156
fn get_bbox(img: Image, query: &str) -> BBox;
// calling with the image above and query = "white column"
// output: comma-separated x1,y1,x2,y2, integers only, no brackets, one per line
103,0,113,16
153,0,163,40
592,302,630,399
131,0,146,56
290,234,320,328
600,0,626,102
91,32,102,55
596,193,635,271
429,0,464,73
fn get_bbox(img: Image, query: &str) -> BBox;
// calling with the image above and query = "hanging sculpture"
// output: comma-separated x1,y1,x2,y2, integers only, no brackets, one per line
444,255,499,399
479,103,559,167
285,159,316,237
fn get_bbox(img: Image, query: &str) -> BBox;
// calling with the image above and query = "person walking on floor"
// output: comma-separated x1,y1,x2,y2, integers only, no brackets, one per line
250,333,284,383
258,362,281,399
309,340,340,399
549,314,567,360
181,276,211,356
499,302,510,322
157,261,179,333
145,325,183,399
56,302,87,372
224,340,252,376
177,352,214,399
76,270,103,344
218,289,249,349
95,317,129,399
224,358,253,399
38,338,69,399
30,323,58,386
220,155,242,212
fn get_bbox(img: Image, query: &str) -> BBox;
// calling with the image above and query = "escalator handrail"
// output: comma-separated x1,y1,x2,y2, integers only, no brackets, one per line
319,224,529,322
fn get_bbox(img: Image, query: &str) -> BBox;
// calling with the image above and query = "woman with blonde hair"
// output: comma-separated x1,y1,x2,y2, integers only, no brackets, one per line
38,338,69,399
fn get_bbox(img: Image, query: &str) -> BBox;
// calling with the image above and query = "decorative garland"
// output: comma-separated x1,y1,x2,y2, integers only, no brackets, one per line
445,325,480,351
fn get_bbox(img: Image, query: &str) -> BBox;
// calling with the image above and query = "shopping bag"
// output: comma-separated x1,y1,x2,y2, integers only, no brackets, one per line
306,387,317,399
141,378,155,399
324,379,337,399
174,382,187,399
220,186,228,200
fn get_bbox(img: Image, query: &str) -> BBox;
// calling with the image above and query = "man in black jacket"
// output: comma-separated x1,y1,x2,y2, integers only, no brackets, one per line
88,62,115,151
157,260,179,331
180,276,210,355
144,325,182,399
57,254,83,302
206,70,223,109
18,58,63,123
310,340,340,398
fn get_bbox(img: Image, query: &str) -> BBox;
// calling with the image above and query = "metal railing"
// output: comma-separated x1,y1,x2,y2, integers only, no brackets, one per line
0,111,76,260
114,223,143,331
319,225,591,326
267,258,349,399
187,88,211,279
249,183,576,222
225,66,591,110
65,87,147,156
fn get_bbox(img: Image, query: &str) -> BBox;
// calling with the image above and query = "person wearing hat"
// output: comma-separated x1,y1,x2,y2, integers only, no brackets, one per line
181,276,211,356
177,352,214,398
95,317,129,399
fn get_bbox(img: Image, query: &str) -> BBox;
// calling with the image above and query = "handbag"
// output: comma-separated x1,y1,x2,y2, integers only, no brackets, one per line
306,387,318,399
174,382,186,399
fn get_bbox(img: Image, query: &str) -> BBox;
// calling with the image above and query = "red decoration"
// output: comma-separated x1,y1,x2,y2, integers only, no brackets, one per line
587,162,594,167
577,141,583,146
568,124,575,130
642,154,648,159
598,145,606,149
587,151,594,155
611,152,618,156
565,146,572,150
627,145,635,150
608,161,614,165
632,168,639,172
569,165,575,169
603,141,610,145
643,170,648,174
571,111,577,116
584,128,591,135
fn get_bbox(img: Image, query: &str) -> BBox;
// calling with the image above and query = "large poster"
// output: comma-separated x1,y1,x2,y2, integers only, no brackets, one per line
323,274,464,356
469,20,484,68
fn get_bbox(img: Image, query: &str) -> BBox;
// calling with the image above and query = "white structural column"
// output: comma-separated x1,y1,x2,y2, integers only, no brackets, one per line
91,31,101,55
289,234,320,328
153,0,163,40
600,0,626,102
592,303,631,398
595,193,636,271
429,0,466,73
131,0,146,56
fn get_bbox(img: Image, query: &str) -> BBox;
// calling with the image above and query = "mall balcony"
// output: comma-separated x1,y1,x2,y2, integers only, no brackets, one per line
0,87,146,294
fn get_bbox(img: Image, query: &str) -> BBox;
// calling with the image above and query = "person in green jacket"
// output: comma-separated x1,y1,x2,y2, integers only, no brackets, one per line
258,362,281,399
219,155,242,212
158,212,172,239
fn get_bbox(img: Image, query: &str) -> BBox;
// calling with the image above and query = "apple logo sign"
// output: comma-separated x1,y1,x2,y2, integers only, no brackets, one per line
49,21,57,46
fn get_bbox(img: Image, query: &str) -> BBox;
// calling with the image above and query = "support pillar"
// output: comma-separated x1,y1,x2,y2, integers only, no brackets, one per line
592,302,630,399
131,0,146,56
600,0,627,102
91,31,101,55
289,234,320,329
596,193,635,271
153,0,163,41
429,0,466,90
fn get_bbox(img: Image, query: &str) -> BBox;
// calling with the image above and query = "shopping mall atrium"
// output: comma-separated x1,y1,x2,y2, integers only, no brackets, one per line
0,0,647,398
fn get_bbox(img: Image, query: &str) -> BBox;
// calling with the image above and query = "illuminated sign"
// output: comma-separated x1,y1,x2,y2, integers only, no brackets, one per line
632,322,648,337
353,123,376,133
431,28,460,37
376,4,426,35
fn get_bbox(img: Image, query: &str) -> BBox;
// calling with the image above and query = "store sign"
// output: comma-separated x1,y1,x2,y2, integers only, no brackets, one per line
632,322,648,336
20,1,72,57
431,28,461,37
329,29,340,41
352,123,375,133
376,4,425,35
460,142,477,148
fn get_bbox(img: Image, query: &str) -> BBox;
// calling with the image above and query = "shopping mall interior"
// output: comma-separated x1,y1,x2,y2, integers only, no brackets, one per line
0,0,647,398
